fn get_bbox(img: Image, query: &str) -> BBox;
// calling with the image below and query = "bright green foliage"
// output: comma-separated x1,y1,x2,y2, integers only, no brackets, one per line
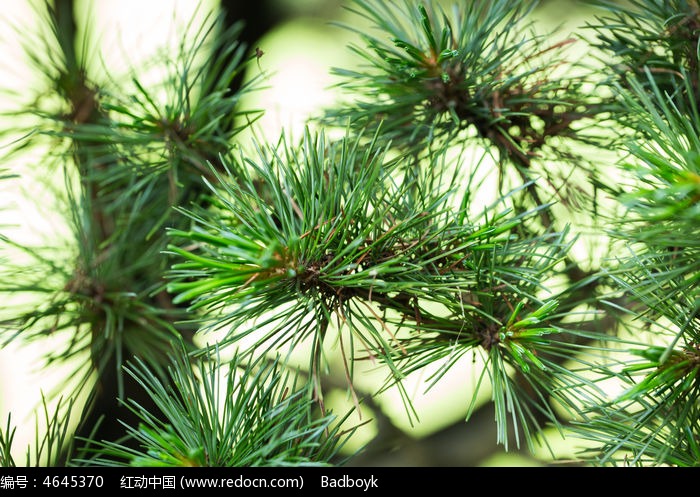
325,0,606,229
1,0,700,468
564,0,700,466
164,126,609,452
72,343,356,467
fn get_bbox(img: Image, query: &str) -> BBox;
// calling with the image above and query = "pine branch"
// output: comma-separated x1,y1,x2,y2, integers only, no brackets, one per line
323,0,610,224
71,341,359,467
163,123,620,453
0,0,266,463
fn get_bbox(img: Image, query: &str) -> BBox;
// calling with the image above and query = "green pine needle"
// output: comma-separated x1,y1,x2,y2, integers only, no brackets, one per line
72,344,358,467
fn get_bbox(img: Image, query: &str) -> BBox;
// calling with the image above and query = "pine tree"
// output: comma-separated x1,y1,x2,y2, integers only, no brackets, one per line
1,0,699,468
